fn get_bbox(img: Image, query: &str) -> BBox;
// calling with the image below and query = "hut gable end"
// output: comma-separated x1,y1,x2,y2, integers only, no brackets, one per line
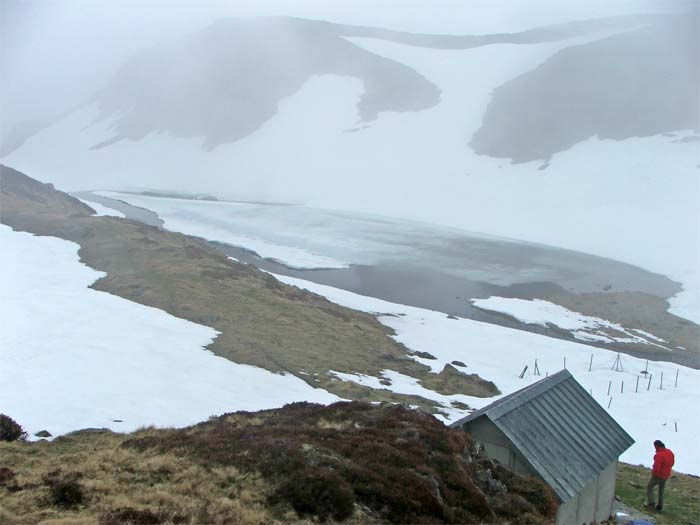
451,369,634,502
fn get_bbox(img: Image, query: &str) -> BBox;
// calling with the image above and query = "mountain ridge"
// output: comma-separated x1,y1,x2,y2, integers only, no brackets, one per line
1,12,662,156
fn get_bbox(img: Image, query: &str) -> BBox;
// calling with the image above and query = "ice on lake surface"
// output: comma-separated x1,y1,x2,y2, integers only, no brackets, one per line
97,191,681,300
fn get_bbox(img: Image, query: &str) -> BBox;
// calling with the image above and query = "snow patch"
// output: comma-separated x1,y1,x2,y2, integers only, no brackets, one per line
330,369,473,416
472,297,671,350
0,225,338,438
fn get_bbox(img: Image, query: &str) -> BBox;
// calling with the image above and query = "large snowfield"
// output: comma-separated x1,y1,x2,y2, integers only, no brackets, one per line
0,225,338,437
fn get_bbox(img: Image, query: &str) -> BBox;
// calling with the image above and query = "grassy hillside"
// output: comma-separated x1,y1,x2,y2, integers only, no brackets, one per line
2,405,698,525
0,402,558,525
0,164,498,414
616,462,700,525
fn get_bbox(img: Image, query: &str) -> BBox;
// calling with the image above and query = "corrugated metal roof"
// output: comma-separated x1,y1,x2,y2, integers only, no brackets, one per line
451,369,634,501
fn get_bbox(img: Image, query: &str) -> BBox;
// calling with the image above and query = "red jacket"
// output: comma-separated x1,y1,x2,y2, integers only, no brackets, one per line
652,447,675,480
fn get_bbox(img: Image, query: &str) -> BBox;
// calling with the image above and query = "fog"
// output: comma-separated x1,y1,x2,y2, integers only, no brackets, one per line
1,0,684,131
1,0,697,324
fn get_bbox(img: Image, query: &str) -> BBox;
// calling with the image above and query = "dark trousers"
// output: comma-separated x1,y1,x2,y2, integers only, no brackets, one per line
647,476,666,508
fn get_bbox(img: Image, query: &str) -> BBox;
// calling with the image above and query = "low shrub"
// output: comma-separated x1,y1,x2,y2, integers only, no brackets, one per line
100,507,166,525
0,414,27,442
273,468,355,521
42,470,85,508
489,493,536,518
50,479,84,507
0,467,16,485
490,462,558,520
125,401,554,524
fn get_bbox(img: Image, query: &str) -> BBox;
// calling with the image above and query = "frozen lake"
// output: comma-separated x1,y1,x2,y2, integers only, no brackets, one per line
78,191,681,321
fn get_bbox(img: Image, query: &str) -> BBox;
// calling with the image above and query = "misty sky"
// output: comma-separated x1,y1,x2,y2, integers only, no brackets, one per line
0,0,683,131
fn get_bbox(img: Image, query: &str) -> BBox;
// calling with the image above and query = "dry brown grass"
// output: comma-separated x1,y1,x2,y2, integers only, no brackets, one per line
0,429,271,525
0,403,558,524
123,402,557,524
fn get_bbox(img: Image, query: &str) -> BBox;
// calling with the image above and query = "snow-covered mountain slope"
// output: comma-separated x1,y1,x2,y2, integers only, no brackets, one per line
7,14,668,154
3,8,697,324
271,272,700,474
1,0,687,131
0,224,338,438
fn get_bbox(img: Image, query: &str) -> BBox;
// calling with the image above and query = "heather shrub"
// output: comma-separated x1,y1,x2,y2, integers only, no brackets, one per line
42,470,84,507
490,462,559,520
125,401,553,524
0,467,16,485
50,479,84,507
100,507,167,525
0,414,27,442
273,468,355,521
489,493,536,518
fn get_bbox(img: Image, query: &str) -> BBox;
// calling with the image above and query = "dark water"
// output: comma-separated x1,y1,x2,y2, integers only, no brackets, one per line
213,242,566,328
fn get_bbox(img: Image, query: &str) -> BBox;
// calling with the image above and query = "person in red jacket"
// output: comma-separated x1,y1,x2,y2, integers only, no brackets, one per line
645,440,675,511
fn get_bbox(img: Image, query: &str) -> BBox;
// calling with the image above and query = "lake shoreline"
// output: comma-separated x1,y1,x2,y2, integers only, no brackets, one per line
76,191,699,368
